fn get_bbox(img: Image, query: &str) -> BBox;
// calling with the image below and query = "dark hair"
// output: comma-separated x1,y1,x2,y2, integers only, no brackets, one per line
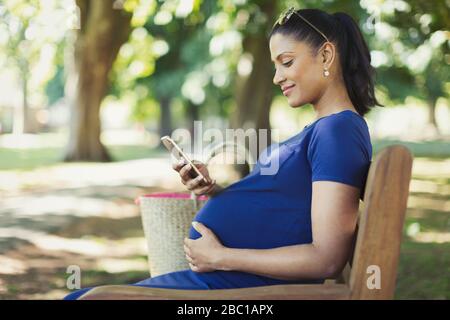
270,9,384,116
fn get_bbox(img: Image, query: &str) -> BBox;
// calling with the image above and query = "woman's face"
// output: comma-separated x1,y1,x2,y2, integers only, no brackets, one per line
269,33,327,108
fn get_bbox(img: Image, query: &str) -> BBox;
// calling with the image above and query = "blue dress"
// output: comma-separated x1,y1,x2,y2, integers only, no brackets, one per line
64,110,372,300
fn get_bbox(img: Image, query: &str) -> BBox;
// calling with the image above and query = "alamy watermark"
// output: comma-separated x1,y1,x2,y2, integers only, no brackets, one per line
167,121,283,175
66,265,81,290
366,265,381,290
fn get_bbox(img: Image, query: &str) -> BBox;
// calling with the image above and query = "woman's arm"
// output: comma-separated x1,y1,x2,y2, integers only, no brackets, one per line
186,181,360,280
217,244,336,280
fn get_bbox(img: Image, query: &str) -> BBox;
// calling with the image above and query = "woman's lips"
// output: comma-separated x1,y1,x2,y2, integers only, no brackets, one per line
282,85,295,96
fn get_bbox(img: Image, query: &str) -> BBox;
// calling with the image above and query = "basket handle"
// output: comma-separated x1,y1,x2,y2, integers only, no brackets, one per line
190,140,255,209
203,141,255,171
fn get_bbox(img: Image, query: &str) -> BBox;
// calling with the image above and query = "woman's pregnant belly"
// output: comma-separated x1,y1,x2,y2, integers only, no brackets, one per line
188,187,313,249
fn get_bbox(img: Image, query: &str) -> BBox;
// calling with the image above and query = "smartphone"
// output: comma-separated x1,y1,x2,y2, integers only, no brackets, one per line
161,136,210,184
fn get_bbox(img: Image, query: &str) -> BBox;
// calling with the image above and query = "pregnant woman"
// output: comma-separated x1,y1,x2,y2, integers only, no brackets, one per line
64,7,382,300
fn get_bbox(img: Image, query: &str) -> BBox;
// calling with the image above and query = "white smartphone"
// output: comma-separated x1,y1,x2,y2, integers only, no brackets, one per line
161,136,210,184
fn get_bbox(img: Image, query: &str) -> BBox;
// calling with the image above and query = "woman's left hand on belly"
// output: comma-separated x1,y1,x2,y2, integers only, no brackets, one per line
184,222,226,273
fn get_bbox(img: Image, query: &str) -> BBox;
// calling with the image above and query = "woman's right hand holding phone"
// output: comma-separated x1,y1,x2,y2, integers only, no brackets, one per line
172,159,221,196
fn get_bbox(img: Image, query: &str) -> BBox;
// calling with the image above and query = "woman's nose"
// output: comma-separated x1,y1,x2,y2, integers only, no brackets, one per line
273,68,285,86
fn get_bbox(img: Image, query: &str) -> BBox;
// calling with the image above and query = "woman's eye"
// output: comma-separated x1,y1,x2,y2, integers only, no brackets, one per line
273,60,293,71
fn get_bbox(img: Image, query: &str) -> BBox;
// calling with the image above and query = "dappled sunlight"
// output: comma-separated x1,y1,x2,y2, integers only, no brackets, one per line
406,207,449,221
411,157,450,177
410,231,450,244
407,195,450,212
0,278,7,295
367,104,449,140
2,195,138,219
403,157,450,246
406,219,450,244
0,153,190,298
0,240,150,299
405,157,450,241
0,157,181,196
410,179,449,195
95,258,149,274
0,256,28,275
0,227,147,257
27,289,71,300
52,215,144,240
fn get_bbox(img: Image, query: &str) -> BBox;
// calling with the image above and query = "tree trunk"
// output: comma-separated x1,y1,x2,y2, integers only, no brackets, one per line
64,0,132,162
232,38,275,141
13,64,30,134
427,96,440,136
159,96,173,139
186,100,200,140
231,0,276,176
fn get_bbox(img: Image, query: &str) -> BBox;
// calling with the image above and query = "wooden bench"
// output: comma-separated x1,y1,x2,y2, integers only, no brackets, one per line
79,145,413,300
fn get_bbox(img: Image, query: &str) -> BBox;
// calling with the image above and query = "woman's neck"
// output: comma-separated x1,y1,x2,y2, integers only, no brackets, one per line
312,81,356,119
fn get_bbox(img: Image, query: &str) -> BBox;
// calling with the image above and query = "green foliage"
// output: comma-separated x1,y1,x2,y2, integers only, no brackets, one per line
360,0,449,103
130,96,160,123
1,0,448,132
0,0,70,110
45,65,65,106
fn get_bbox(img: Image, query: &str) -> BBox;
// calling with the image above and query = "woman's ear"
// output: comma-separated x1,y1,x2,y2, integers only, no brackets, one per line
320,42,336,70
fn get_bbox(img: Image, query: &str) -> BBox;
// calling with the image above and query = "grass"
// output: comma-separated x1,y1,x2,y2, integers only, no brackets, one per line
0,145,165,171
0,147,62,171
405,208,450,232
70,270,150,288
372,138,450,159
396,240,450,299
1,137,449,171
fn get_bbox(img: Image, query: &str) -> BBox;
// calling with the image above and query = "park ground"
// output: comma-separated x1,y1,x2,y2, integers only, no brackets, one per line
0,133,449,299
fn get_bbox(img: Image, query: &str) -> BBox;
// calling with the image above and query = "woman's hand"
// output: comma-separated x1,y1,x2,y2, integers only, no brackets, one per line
172,159,218,196
184,222,227,272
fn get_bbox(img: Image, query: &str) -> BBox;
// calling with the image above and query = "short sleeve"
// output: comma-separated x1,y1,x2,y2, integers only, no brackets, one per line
307,116,371,191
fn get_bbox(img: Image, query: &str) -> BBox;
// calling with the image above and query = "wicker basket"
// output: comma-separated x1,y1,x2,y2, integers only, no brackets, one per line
137,141,254,277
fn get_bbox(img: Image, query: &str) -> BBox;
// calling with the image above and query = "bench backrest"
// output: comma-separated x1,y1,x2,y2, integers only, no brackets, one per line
345,145,413,299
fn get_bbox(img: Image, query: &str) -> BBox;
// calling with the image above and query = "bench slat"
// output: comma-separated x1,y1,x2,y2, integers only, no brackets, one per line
80,284,351,300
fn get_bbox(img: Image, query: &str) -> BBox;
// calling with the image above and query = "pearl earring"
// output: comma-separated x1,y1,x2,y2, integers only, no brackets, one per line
323,69,330,77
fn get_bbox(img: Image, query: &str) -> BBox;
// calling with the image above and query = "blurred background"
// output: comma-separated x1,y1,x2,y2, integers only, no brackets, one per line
0,0,448,299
